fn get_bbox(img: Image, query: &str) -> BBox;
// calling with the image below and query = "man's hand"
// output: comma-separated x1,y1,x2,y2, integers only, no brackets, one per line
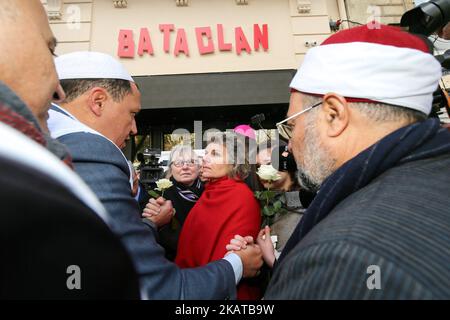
232,243,263,278
142,197,174,228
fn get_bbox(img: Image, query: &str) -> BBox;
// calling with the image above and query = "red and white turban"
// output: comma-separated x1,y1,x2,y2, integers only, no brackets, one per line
290,23,442,115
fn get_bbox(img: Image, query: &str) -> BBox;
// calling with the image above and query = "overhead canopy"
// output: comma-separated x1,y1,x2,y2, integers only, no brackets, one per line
134,69,295,109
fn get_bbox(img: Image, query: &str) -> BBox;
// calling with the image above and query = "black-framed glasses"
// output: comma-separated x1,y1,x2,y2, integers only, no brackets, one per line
171,160,197,168
276,101,322,140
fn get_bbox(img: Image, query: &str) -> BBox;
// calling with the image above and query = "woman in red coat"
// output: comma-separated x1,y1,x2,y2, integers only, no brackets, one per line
175,132,261,300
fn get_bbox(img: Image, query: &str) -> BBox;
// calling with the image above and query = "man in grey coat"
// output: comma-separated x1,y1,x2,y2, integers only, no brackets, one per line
48,51,263,299
267,23,450,299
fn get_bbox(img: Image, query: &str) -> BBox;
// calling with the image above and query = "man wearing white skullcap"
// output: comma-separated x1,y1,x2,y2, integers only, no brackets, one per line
234,24,450,299
48,51,263,299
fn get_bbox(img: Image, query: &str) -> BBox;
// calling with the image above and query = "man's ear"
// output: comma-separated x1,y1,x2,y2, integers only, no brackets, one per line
87,87,108,117
321,92,350,137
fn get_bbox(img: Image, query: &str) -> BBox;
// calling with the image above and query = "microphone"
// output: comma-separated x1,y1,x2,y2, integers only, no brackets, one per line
251,113,265,126
251,113,271,140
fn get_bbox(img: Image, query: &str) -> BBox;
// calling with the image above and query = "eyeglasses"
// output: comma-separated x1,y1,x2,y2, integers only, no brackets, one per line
276,101,322,140
172,160,197,167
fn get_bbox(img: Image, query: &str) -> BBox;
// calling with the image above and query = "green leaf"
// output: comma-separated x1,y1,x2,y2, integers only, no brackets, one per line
263,206,275,217
273,200,282,211
266,191,277,201
148,190,161,199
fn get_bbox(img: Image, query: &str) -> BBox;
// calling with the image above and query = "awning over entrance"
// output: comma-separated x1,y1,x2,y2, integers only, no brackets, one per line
134,69,295,109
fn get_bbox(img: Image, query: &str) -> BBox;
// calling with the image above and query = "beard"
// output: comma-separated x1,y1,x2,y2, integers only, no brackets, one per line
295,116,337,193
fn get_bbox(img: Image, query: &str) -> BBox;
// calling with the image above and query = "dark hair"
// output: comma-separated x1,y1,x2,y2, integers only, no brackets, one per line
257,139,275,151
59,78,132,103
255,139,299,191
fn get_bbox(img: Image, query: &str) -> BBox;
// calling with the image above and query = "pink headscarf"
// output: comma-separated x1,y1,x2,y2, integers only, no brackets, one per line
233,124,256,140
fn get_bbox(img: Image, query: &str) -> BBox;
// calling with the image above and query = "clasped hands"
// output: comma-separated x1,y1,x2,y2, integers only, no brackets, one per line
142,197,174,228
142,197,266,278
226,226,276,269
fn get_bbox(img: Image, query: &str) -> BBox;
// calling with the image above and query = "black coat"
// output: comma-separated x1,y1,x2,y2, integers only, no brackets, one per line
0,155,140,299
158,178,204,261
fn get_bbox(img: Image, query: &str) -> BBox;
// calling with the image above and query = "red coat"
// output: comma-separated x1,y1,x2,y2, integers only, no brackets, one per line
175,176,261,300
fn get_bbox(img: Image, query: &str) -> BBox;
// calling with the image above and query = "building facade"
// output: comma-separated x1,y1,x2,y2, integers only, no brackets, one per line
42,0,416,155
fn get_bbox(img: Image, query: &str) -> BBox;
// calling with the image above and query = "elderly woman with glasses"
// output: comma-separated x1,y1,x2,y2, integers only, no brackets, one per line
143,145,204,261
175,132,262,300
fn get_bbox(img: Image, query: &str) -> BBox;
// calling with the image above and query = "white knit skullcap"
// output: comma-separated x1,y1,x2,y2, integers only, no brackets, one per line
55,51,134,82
290,23,442,115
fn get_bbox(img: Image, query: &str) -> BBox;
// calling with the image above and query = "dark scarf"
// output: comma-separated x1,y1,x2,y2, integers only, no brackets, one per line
0,81,72,167
174,177,203,203
167,176,204,225
277,118,450,266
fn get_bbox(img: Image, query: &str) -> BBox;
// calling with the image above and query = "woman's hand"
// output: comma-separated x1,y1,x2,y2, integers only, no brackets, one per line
256,226,276,268
225,235,254,251
142,197,174,227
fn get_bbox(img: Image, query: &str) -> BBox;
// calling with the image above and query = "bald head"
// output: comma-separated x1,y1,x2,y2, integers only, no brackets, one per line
0,0,63,132
0,1,17,20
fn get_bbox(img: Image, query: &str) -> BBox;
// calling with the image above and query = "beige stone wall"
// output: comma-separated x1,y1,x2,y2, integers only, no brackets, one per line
344,0,415,26
44,0,339,76
42,0,93,54
289,0,333,65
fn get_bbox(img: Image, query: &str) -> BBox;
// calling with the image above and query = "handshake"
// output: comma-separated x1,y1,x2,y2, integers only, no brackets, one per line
142,196,267,278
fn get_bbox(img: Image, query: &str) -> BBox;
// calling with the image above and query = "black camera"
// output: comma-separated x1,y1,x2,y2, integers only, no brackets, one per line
401,0,450,120
139,148,164,189
269,144,316,208
401,0,450,36
270,144,297,173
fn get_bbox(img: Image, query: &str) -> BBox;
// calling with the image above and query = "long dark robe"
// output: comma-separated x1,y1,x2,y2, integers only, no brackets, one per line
158,177,204,260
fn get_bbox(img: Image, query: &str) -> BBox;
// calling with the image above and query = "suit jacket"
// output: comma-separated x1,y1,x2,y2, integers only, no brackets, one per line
49,107,236,299
265,154,450,299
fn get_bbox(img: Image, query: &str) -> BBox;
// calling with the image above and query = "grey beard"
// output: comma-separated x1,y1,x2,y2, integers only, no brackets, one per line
295,117,337,193
296,167,321,193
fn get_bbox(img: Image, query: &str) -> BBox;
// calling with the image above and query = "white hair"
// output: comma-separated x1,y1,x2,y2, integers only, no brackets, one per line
166,145,199,178
301,93,427,124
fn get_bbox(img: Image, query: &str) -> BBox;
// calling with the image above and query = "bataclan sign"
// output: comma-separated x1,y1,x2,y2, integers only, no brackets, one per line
117,24,269,58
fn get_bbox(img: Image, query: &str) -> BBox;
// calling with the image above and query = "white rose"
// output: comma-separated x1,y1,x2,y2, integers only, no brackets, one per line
155,179,173,191
256,165,281,182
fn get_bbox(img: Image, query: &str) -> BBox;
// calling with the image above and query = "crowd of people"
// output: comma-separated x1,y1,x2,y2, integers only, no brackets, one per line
1,0,449,300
